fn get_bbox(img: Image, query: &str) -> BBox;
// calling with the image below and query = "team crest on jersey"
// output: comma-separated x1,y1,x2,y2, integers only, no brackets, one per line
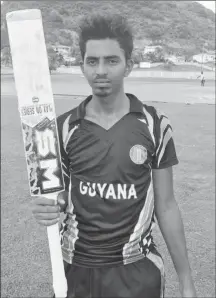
130,145,147,164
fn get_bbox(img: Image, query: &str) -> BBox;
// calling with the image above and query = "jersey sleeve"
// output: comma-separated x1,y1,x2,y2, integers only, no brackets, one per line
152,108,179,169
57,115,70,192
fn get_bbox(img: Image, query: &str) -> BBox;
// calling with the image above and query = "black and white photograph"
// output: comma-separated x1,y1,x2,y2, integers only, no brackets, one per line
1,1,215,297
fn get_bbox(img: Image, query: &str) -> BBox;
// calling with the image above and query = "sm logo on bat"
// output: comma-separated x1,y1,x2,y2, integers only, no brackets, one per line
35,128,62,192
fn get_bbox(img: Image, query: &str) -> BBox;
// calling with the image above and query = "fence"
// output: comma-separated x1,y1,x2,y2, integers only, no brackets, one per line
56,66,215,80
1,65,215,80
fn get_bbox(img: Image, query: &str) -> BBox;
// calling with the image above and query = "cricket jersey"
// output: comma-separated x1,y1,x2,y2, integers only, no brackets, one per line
57,93,179,267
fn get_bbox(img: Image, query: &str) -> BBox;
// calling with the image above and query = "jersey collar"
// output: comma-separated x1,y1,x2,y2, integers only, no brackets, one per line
73,93,144,122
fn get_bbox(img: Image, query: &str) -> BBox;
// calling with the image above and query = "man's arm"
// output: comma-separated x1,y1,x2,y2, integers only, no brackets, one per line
152,166,197,297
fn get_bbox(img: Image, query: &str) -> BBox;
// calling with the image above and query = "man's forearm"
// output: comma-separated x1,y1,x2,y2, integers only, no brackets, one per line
156,198,192,282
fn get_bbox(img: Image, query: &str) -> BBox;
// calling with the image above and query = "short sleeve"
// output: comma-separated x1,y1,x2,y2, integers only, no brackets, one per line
152,108,179,169
57,115,70,191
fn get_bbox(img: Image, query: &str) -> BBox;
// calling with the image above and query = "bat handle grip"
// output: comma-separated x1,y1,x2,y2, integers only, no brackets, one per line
45,193,68,298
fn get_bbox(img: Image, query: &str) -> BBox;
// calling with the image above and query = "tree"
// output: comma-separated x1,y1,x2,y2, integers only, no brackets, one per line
71,46,82,65
48,9,63,29
68,31,82,65
49,10,63,23
147,26,164,42
56,52,64,66
132,48,143,64
155,47,166,62
1,24,9,49
163,60,175,71
46,46,59,73
1,46,12,66
70,31,79,48
1,0,214,55
145,47,165,63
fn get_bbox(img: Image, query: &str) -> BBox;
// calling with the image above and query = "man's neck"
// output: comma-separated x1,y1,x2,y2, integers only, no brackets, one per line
89,89,130,117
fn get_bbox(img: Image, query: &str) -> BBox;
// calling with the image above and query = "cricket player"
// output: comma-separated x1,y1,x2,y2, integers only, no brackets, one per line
32,12,197,298
197,71,205,87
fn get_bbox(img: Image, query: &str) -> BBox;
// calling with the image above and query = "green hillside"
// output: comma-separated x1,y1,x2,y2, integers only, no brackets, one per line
1,1,215,56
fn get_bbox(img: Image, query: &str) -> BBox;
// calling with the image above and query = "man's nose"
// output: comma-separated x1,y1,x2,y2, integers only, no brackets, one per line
96,62,108,75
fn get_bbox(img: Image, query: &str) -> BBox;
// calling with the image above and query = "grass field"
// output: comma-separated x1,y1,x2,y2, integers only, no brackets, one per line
1,74,215,297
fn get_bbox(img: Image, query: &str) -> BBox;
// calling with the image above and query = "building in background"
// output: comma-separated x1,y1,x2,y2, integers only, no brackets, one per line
193,52,215,63
143,45,162,55
164,55,185,63
52,45,71,58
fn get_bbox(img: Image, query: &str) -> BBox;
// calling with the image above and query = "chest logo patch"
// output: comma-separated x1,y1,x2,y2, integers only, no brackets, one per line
130,145,147,164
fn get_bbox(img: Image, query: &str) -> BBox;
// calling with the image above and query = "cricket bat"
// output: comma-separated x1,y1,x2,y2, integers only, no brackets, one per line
6,9,67,298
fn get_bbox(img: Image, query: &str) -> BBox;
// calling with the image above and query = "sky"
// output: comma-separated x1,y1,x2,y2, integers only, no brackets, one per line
1,1,215,13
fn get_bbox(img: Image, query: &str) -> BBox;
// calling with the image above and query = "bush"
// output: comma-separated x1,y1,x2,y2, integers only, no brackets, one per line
163,60,175,71
49,64,57,73
47,46,59,73
1,46,12,66
132,49,143,64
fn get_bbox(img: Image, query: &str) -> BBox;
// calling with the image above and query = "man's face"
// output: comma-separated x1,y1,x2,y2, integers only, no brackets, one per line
81,38,133,97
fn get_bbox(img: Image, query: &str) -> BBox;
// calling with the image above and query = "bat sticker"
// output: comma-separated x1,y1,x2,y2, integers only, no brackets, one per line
22,114,64,195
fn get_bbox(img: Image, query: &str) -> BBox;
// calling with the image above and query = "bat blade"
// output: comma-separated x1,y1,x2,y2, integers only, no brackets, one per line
6,9,64,196
6,9,67,297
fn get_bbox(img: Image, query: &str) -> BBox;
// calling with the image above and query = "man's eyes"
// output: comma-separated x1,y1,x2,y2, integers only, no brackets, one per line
87,60,96,65
109,59,118,64
87,59,119,65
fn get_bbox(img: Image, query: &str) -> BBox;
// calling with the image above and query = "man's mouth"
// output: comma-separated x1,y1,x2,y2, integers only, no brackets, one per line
94,80,110,83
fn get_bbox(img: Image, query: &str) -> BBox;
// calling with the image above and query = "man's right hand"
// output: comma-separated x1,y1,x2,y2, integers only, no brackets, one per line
32,191,68,226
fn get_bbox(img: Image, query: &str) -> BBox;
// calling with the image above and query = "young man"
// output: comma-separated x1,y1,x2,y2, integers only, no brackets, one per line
32,13,197,298
197,71,205,86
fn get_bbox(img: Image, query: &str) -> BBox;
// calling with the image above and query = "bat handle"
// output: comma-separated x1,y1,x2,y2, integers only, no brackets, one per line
45,193,68,298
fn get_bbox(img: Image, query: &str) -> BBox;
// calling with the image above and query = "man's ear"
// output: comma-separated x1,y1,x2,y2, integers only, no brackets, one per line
124,58,134,77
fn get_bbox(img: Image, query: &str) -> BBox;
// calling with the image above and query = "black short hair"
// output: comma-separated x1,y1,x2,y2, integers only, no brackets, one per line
78,12,134,61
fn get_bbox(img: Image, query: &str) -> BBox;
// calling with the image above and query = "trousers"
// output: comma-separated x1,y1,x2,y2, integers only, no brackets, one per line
53,248,165,298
